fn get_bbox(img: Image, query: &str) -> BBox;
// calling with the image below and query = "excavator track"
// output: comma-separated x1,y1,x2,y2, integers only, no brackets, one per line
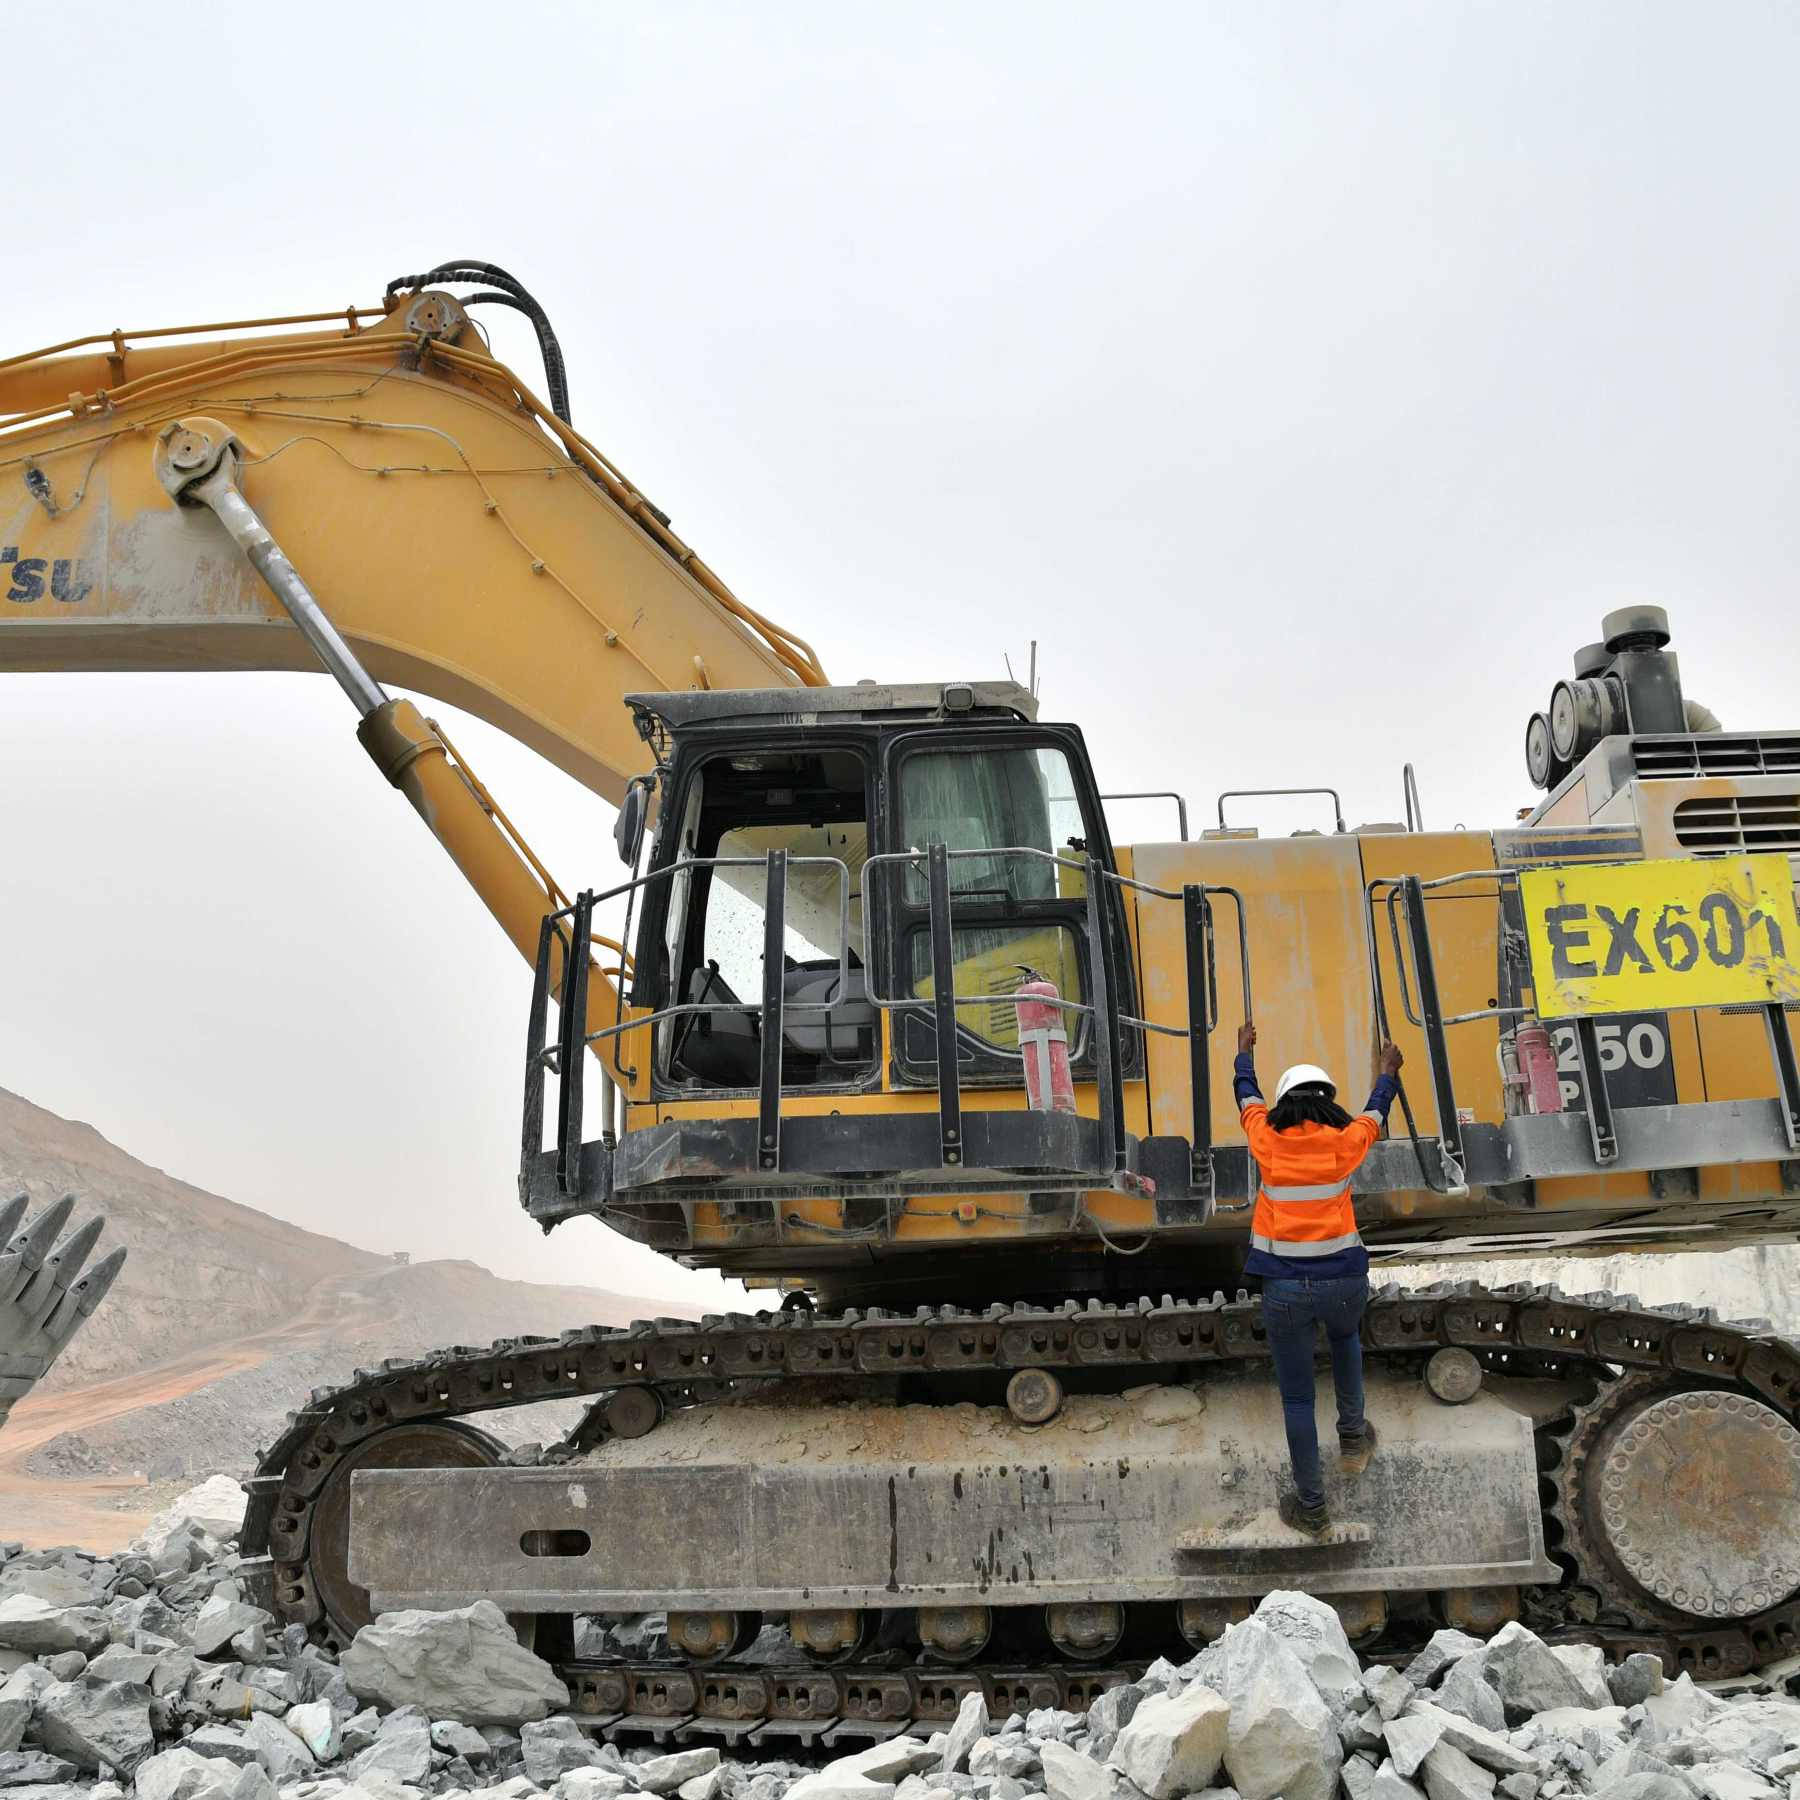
241,1281,1800,1738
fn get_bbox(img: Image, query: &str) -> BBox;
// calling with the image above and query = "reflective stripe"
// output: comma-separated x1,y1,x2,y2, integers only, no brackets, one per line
1357,1110,1383,1125
1260,1179,1351,1202
1250,1229,1362,1257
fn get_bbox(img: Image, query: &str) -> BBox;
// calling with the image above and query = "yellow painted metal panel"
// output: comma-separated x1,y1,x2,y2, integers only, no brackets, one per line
1520,855,1800,1016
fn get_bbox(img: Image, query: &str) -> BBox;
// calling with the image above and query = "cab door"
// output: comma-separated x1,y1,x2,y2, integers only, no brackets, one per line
878,723,1137,1087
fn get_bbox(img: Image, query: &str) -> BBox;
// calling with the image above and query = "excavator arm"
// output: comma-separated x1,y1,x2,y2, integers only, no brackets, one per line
0,271,827,1419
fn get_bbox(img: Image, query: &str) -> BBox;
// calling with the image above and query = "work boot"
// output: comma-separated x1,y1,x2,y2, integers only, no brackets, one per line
1339,1418,1379,1477
1278,1489,1330,1537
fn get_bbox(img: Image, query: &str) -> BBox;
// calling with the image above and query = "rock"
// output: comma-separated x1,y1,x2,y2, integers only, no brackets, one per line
1480,1626,1589,1725
0,1598,107,1657
1218,1621,1341,1800
431,1723,489,1761
84,1647,153,1686
555,1774,637,1800
145,1479,250,1547
1366,1669,1417,1724
1437,1660,1505,1736
1251,1591,1362,1702
191,1597,277,1660
678,1768,724,1800
33,1678,154,1776
1344,1757,1382,1800
1693,1769,1776,1800
239,1714,316,1785
783,1768,894,1800
637,1749,721,1796
940,1693,990,1776
1642,1678,1715,1741
0,1569,104,1610
340,1602,569,1726
1529,1706,1625,1748
1370,1764,1428,1800
136,1748,277,1800
521,1720,605,1785
285,1702,341,1764
1548,1646,1612,1711
1697,1702,1800,1764
1422,1743,1496,1800
970,1739,1039,1781
0,1750,79,1787
0,1696,26,1758
1343,1709,1388,1756
1403,1705,1538,1778
347,1726,431,1787
1406,1635,1486,1690
232,1625,269,1666
832,1744,942,1784
1608,1657,1666,1709
1041,1742,1125,1800
186,1729,262,1768
1590,1779,1700,1800
1496,1776,1538,1800
1388,1716,1448,1781
1108,1683,1230,1800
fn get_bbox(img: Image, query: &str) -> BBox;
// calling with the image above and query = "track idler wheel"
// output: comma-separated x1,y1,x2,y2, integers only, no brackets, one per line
1569,1382,1800,1623
918,1604,992,1663
305,1419,509,1647
668,1610,762,1663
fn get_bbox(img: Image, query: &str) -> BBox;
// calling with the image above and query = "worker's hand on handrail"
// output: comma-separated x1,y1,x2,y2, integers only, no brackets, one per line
1379,1040,1404,1078
1237,1021,1256,1056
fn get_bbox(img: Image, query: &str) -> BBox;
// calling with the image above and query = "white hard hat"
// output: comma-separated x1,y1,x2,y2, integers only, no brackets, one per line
1274,1063,1337,1103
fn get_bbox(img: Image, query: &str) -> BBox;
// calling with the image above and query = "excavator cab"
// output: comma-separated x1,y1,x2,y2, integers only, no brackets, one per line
629,685,1125,1098
520,681,1170,1252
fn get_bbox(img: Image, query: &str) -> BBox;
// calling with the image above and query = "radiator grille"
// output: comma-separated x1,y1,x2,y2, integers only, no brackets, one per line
1672,793,1800,854
1633,733,1800,778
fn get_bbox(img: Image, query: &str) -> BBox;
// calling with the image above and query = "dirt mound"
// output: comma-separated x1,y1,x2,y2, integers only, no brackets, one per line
0,1086,702,1547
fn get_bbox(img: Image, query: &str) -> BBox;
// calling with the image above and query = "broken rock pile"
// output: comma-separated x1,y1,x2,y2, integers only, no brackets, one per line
2,1487,1797,1800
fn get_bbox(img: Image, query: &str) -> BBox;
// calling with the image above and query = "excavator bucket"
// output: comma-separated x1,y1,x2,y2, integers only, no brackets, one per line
0,1193,126,1427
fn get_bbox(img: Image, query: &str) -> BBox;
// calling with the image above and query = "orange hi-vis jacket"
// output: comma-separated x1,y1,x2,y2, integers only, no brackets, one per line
1239,1100,1385,1258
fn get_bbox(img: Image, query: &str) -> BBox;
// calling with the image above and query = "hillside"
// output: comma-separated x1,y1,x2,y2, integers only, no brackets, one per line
0,1085,702,1547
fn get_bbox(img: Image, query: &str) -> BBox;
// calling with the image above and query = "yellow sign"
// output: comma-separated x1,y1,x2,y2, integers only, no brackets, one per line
1520,854,1800,1018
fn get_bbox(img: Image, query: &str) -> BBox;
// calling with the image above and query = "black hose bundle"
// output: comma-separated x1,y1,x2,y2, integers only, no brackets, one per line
385,261,572,424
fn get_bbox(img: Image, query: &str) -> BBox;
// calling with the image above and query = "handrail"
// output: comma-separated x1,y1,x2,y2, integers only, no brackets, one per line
1217,787,1346,834
1102,790,1189,841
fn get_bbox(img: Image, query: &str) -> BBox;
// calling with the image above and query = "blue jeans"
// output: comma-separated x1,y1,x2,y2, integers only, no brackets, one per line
1261,1274,1369,1509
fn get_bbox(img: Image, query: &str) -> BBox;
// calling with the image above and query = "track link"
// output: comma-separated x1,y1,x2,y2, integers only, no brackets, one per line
240,1281,1800,1706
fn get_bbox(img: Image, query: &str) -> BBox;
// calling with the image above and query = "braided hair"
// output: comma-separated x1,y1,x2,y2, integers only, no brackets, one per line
1268,1083,1354,1133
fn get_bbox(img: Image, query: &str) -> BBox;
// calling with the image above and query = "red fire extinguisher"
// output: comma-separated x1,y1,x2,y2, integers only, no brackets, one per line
1014,967,1077,1115
1515,1015,1564,1115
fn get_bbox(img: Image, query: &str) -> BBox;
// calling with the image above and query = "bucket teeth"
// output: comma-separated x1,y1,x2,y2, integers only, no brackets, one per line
0,1195,126,1422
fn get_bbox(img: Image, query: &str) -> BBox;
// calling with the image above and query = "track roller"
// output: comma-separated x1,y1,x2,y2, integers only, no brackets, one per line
1044,1601,1125,1661
789,1608,871,1663
1332,1593,1388,1645
1177,1596,1250,1649
1438,1586,1519,1635
668,1610,760,1663
918,1604,992,1663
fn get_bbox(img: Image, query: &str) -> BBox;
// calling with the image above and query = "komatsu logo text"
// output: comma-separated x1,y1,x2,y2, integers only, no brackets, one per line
2,546,93,603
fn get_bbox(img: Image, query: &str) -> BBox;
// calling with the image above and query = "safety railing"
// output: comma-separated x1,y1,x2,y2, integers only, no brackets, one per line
521,839,1254,1210
1368,870,1800,1189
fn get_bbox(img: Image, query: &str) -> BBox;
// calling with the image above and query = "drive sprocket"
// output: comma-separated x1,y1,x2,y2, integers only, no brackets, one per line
1551,1369,1800,1630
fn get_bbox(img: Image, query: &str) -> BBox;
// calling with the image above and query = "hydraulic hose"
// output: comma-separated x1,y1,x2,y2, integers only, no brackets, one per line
386,261,572,424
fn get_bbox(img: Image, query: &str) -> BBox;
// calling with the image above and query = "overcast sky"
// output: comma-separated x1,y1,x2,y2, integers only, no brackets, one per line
3,3,1797,1304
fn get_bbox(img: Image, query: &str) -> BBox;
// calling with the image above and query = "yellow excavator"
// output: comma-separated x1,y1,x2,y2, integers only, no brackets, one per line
3,264,1799,1723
